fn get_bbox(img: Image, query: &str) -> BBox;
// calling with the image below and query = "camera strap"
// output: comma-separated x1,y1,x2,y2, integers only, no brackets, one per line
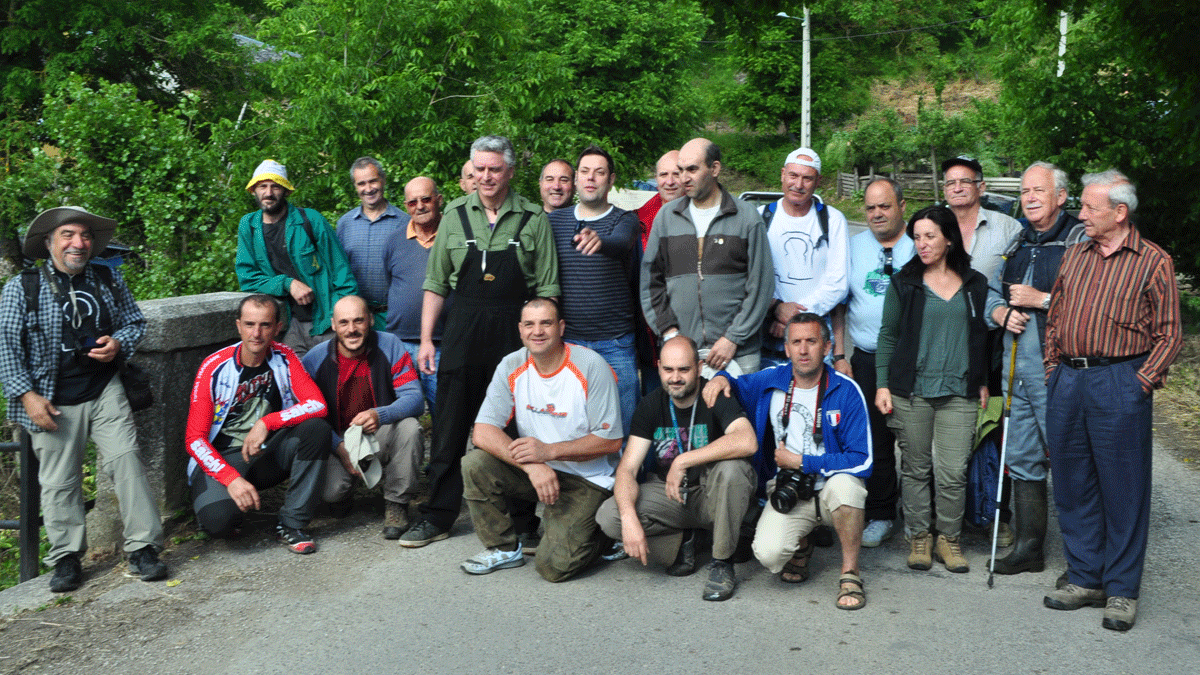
780,369,826,451
41,264,84,330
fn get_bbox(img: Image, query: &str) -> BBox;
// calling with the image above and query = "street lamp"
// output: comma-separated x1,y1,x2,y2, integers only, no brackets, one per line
776,8,811,148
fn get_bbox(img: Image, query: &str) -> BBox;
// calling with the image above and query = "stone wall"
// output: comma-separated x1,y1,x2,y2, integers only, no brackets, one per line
86,292,246,553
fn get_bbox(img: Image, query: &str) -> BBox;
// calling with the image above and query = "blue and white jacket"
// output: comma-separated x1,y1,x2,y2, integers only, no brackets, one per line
721,362,873,498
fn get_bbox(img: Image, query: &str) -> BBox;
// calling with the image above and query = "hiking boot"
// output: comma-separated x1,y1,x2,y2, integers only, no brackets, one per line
1044,583,1106,611
382,501,410,540
461,544,526,575
666,529,697,577
907,531,933,570
518,530,541,556
1102,596,1137,631
996,521,1014,548
701,559,737,602
861,519,896,548
127,545,168,581
275,523,317,554
989,479,1047,574
49,554,83,593
399,519,449,548
934,535,969,573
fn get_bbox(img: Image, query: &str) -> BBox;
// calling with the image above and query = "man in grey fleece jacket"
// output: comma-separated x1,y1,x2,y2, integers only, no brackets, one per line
640,138,775,376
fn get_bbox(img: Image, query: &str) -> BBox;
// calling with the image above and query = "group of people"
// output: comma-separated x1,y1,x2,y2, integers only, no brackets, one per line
0,134,1179,633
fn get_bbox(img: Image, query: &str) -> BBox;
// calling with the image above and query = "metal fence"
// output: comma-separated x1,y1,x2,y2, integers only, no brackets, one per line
0,430,42,583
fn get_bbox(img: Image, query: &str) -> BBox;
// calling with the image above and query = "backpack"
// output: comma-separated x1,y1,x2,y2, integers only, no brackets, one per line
762,196,829,247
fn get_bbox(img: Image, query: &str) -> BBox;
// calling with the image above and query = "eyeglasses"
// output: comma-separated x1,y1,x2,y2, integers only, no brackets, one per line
943,178,981,189
405,196,434,207
881,247,894,276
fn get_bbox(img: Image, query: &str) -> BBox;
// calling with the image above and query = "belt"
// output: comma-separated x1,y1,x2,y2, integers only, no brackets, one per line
1061,352,1147,369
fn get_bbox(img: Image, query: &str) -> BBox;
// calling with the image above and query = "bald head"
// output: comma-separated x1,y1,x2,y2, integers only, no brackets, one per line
404,176,443,231
655,150,683,202
459,160,477,194
678,138,721,205
332,295,371,357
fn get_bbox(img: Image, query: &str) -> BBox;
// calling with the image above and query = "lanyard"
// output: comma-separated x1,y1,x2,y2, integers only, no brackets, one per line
668,397,699,456
780,369,826,450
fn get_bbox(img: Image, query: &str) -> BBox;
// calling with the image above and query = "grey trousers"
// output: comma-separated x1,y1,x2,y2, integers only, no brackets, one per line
596,459,756,560
323,417,424,504
462,448,610,583
30,377,164,564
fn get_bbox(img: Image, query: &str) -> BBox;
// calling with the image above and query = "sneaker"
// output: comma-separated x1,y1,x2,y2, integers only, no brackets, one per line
49,554,83,593
600,539,629,562
382,501,411,540
934,535,969,573
1044,583,1107,611
518,530,541,556
1102,596,1137,631
127,545,168,581
461,544,526,575
907,531,933,570
861,519,896,548
399,519,450,548
702,559,737,601
275,523,317,554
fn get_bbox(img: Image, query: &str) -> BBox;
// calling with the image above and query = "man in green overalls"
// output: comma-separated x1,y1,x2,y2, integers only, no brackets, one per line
401,136,560,548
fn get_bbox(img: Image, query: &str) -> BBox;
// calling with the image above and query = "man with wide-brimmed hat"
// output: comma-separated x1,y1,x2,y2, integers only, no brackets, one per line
235,159,359,357
0,206,167,593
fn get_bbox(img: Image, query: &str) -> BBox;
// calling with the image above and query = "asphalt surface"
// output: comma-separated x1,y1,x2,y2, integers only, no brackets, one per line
1,427,1198,675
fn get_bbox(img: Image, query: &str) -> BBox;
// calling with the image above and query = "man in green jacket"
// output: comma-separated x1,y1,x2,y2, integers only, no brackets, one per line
236,159,359,357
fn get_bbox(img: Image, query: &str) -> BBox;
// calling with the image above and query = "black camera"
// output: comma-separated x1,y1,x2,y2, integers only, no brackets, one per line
770,469,818,514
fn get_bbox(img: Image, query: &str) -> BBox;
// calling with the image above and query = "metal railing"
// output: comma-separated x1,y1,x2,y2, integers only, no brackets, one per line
0,430,42,583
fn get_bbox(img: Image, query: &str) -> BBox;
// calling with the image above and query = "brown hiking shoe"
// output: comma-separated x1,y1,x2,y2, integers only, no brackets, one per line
383,501,411,540
934,535,969,573
907,531,933,570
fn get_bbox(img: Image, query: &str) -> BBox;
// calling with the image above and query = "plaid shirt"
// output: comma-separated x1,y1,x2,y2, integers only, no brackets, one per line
0,263,146,432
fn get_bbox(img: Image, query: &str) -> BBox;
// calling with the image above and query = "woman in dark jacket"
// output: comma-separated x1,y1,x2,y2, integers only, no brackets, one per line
875,205,990,575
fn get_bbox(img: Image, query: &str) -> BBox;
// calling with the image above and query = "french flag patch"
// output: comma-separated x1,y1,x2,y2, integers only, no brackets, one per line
827,410,841,427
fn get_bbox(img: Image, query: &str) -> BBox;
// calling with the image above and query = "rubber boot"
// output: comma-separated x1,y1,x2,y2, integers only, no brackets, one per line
989,479,1047,574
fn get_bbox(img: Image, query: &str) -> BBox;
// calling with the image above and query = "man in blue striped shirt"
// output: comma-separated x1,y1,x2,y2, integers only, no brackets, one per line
547,145,641,436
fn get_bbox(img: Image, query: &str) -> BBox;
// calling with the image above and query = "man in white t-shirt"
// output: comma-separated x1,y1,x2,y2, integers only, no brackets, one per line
760,148,849,368
461,297,623,581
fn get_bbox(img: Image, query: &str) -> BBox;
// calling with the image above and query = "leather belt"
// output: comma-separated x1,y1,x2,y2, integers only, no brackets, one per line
1061,352,1147,369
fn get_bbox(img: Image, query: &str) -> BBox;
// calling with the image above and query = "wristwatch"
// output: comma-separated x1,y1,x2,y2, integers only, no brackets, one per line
832,354,846,363
1041,293,1051,311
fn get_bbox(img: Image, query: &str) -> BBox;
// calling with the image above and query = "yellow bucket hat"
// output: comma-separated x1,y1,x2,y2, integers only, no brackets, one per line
245,159,296,192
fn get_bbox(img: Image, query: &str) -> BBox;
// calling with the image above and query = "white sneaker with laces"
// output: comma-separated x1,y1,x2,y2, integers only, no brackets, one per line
861,519,896,548
461,543,526,575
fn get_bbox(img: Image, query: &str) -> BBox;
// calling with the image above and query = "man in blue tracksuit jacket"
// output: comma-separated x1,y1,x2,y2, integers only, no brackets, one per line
703,312,872,609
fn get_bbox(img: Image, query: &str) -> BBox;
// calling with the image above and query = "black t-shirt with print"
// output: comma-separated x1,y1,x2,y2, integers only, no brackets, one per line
630,378,747,481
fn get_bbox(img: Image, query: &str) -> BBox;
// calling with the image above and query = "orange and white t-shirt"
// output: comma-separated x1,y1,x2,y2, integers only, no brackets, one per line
475,344,622,490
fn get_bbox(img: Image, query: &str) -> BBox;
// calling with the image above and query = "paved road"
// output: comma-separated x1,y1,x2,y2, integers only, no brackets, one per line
2,430,1197,675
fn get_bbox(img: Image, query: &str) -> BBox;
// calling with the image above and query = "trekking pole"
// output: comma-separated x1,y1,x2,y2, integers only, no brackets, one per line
988,333,1020,588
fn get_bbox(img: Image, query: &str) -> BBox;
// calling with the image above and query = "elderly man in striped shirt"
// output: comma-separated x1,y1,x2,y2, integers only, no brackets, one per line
1041,169,1181,632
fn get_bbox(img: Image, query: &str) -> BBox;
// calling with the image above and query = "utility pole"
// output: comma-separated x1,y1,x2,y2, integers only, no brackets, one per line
776,8,811,148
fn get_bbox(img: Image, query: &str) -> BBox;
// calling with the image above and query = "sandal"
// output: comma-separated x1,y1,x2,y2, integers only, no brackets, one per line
836,572,866,610
780,541,814,583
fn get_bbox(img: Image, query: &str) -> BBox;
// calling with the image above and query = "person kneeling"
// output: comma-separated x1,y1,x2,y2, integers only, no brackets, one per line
704,313,873,609
597,336,757,601
461,298,622,582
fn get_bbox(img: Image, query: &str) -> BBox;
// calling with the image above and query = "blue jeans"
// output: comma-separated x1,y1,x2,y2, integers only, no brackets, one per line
399,339,438,418
566,333,639,438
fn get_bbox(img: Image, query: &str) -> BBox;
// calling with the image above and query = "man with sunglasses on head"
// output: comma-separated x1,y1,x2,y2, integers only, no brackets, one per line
830,178,914,548
382,176,448,413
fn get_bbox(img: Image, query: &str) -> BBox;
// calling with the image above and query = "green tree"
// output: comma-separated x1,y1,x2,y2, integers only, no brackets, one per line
991,0,1200,276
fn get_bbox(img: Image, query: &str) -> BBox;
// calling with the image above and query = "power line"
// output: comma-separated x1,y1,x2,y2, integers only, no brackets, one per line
700,15,993,45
